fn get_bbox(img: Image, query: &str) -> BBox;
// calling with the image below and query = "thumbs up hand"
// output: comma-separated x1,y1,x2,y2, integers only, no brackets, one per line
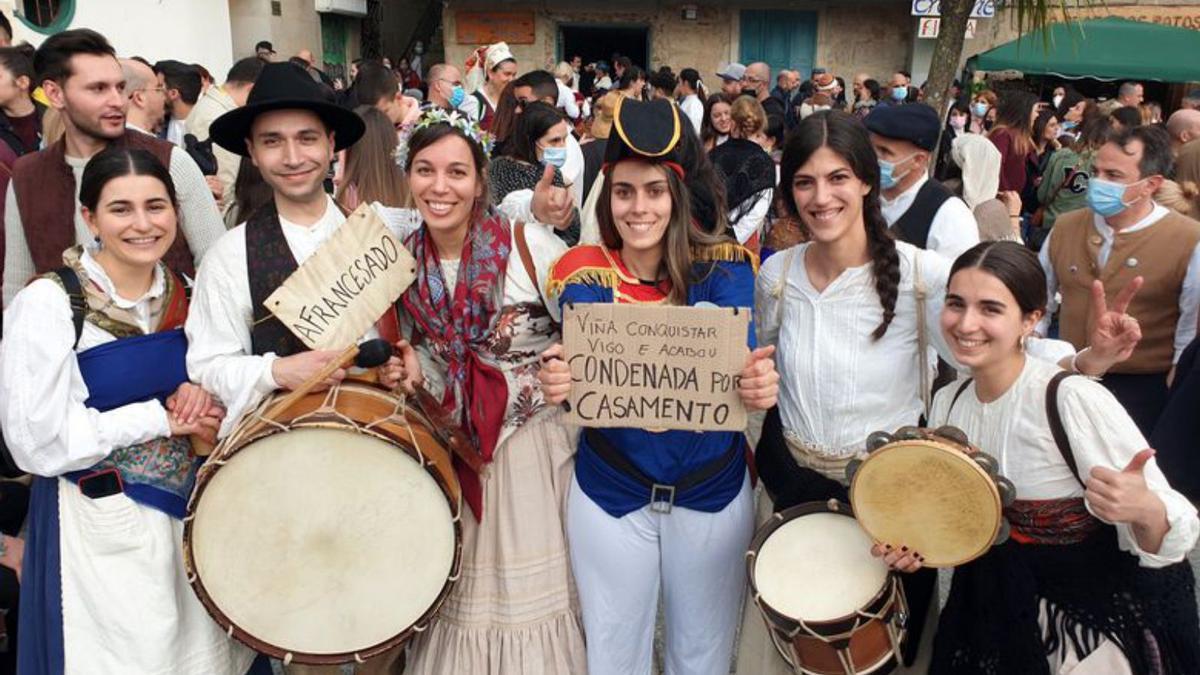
1085,448,1168,551
531,163,575,230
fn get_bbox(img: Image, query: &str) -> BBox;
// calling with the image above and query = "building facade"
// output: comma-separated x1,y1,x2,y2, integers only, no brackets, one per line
1,0,367,84
441,0,1200,88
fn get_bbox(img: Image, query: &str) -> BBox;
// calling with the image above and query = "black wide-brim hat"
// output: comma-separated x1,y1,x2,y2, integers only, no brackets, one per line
603,97,685,177
209,62,365,156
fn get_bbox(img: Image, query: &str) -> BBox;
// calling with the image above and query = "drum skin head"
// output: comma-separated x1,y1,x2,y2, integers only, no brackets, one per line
189,427,457,656
754,511,888,622
850,440,1001,567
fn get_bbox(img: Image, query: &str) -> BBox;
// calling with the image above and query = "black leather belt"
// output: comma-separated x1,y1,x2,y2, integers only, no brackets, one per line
583,428,742,513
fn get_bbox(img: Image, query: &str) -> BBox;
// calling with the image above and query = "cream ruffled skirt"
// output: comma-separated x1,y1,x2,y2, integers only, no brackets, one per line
405,409,587,674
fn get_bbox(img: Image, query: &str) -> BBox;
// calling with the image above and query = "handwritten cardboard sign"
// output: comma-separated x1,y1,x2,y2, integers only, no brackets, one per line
562,303,749,432
265,204,416,350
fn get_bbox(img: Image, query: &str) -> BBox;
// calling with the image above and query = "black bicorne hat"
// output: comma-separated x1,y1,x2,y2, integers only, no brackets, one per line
603,96,685,178
209,62,366,156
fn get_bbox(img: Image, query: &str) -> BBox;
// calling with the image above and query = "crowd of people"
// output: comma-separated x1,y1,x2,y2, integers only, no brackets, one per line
0,14,1194,675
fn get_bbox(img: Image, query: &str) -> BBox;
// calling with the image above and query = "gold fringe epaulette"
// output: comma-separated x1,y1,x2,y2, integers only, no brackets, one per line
693,242,760,274
546,245,622,298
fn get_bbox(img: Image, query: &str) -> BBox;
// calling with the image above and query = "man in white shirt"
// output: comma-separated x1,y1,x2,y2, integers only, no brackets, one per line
191,61,420,436
3,29,224,306
1038,125,1200,434
192,63,421,674
865,103,979,260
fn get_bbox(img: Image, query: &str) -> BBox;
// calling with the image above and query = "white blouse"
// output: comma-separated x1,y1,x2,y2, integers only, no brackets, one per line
756,241,1075,458
929,356,1199,567
0,248,254,674
0,248,170,476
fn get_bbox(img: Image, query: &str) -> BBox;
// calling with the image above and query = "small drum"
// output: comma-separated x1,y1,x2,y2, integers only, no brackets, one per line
183,381,463,665
847,426,1015,568
747,500,907,675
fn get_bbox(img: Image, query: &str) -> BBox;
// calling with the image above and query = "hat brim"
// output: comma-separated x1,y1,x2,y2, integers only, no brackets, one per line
209,99,366,156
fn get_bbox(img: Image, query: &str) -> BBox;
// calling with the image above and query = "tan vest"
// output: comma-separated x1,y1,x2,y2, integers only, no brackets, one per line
1049,207,1200,374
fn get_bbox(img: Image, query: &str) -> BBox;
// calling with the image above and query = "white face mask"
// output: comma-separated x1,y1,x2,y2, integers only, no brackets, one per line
1052,94,1064,109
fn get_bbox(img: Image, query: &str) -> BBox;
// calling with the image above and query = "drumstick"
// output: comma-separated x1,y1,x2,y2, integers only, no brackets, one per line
262,339,394,424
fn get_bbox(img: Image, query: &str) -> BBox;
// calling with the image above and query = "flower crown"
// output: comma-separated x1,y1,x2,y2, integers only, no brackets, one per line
395,108,495,169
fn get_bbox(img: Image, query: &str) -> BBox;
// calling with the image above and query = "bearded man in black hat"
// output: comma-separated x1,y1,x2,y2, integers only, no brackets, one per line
865,103,979,260
185,65,422,675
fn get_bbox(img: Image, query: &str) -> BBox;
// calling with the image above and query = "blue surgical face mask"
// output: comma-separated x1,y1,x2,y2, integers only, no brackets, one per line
448,84,465,109
878,152,917,190
891,85,908,102
972,102,989,118
1086,177,1147,217
541,145,568,169
1060,120,1078,132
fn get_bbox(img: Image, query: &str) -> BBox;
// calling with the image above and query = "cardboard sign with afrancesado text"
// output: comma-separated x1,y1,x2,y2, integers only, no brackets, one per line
562,303,750,431
265,203,417,350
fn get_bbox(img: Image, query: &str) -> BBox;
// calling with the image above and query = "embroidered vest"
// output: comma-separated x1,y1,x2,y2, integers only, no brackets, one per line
245,200,311,357
11,134,192,280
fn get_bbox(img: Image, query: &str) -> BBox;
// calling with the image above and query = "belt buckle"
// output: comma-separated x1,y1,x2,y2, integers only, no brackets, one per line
650,484,676,514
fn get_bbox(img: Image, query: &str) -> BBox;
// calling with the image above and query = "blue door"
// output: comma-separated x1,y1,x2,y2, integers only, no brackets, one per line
739,10,818,79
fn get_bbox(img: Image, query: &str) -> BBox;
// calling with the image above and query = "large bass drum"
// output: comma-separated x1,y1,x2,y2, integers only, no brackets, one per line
183,381,462,665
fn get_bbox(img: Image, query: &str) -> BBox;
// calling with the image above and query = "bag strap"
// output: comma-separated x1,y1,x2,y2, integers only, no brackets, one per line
1046,370,1084,486
51,266,86,349
771,245,799,330
914,254,932,419
513,221,539,291
1042,165,1075,212
948,377,974,414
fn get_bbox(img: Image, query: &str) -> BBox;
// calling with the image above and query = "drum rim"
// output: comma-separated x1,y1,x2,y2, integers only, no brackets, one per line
849,438,1001,568
746,500,897,636
182,385,464,665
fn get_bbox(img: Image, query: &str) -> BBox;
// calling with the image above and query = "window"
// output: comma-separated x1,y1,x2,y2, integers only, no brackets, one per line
18,0,75,34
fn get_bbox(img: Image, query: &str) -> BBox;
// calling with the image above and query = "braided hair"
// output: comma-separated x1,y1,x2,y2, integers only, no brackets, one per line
778,110,900,339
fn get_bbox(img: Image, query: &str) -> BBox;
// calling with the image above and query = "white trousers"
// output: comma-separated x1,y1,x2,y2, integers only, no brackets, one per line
567,474,754,675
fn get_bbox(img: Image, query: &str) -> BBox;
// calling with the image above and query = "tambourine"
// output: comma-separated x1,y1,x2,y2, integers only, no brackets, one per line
846,426,1015,567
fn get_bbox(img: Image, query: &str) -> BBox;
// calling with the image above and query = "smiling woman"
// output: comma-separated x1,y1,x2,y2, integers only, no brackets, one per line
539,97,777,675
395,110,588,675
0,146,255,673
736,111,1141,675
924,241,1200,674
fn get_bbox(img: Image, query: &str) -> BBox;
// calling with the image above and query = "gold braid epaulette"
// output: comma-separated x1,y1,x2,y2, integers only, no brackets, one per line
545,246,621,298
693,242,760,275
545,267,620,299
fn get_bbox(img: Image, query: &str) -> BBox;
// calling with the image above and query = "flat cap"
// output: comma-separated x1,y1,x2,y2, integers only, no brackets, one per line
864,103,942,151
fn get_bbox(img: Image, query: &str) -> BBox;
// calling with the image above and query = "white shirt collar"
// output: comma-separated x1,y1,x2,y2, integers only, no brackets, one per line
1092,202,1169,239
881,173,929,208
79,245,167,309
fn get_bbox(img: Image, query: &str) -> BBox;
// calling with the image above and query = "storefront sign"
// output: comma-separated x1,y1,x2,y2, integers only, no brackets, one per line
918,17,978,39
912,0,995,19
1070,6,1200,31
455,11,536,45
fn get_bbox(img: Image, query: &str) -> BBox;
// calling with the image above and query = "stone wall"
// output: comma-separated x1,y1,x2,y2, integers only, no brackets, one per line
441,1,910,87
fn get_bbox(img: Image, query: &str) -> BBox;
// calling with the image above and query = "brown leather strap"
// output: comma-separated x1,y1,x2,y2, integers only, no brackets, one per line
1046,370,1083,486
513,221,538,290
